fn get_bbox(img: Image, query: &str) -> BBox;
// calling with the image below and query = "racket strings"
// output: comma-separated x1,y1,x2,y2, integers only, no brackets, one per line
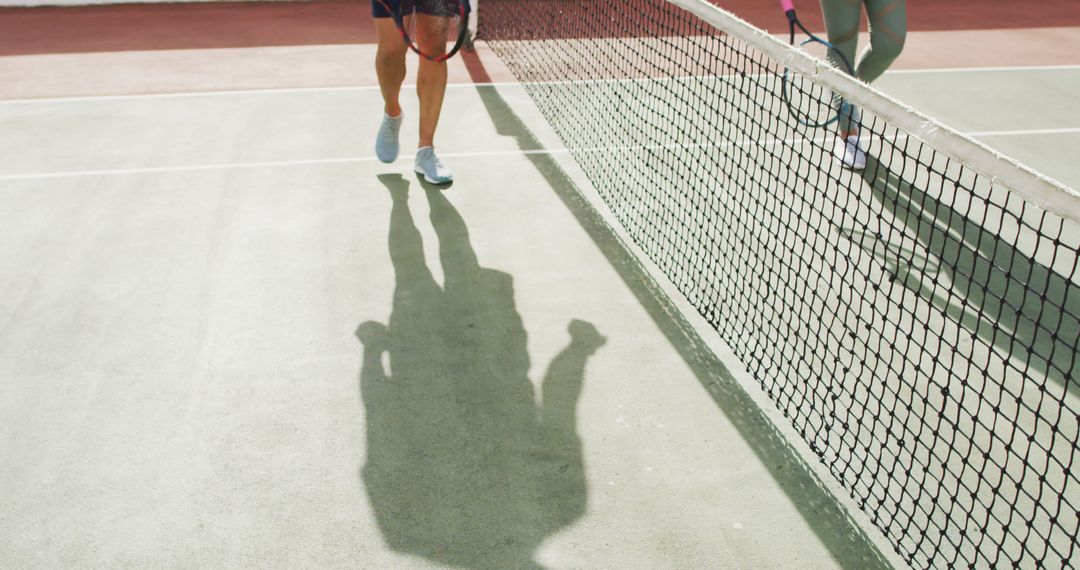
784,36,855,128
402,0,466,58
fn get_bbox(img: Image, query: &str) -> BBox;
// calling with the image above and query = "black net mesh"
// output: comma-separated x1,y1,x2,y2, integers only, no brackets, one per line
480,0,1080,568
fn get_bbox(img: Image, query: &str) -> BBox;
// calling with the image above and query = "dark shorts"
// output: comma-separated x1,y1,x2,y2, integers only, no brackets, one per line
372,0,472,19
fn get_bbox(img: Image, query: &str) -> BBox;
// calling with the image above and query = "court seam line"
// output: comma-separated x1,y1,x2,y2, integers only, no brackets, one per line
3,126,1077,181
1,64,1077,105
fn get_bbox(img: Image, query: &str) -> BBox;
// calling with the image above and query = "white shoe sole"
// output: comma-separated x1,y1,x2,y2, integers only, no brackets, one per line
414,166,453,185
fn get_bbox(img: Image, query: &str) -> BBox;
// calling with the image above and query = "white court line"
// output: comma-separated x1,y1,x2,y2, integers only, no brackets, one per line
0,136,818,181
0,84,390,105
966,127,1080,137
0,75,726,105
0,64,1077,105
0,148,569,181
0,156,373,181
885,64,1080,75
3,126,1076,182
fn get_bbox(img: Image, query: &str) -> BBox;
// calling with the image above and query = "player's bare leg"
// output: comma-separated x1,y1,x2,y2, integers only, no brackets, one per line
413,14,453,184
374,17,407,163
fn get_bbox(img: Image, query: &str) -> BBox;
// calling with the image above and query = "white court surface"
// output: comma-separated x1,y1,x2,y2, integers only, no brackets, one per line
0,79,891,567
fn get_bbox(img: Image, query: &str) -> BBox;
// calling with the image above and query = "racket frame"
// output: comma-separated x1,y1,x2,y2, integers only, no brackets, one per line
779,3,856,129
377,0,470,62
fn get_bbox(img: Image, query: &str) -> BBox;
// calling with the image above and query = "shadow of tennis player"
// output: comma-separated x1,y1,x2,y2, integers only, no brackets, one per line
857,153,1079,396
459,57,893,565
356,174,604,569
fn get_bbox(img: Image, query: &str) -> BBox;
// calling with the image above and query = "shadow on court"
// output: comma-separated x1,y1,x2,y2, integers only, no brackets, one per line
357,175,605,569
465,71,893,568
858,155,1080,396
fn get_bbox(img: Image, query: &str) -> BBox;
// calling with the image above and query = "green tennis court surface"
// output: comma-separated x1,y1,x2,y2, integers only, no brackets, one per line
1,80,896,569
873,67,1080,190
1,1,1077,569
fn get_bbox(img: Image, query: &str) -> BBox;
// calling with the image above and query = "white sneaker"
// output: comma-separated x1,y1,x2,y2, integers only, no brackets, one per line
413,146,453,184
375,113,403,164
834,134,866,171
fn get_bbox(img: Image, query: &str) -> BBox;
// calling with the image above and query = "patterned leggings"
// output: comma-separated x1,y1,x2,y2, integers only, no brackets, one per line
820,0,907,132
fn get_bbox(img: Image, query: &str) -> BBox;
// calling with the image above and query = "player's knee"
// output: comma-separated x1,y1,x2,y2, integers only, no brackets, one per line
416,37,447,57
826,26,859,53
872,31,906,63
376,44,406,67
413,22,448,56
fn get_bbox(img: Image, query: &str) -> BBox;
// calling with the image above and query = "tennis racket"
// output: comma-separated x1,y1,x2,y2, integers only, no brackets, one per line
377,0,470,62
779,0,855,128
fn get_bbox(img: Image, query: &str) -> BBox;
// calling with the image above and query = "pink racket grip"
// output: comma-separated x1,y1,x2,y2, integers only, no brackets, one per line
779,0,796,13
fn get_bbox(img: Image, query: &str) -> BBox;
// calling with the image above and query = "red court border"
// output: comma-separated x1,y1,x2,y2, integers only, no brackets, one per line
2,0,1079,57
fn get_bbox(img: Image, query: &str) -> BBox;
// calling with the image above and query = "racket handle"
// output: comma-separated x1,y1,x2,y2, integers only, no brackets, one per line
779,0,796,16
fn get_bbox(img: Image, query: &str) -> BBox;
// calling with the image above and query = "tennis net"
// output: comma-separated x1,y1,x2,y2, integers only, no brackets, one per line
478,0,1080,568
